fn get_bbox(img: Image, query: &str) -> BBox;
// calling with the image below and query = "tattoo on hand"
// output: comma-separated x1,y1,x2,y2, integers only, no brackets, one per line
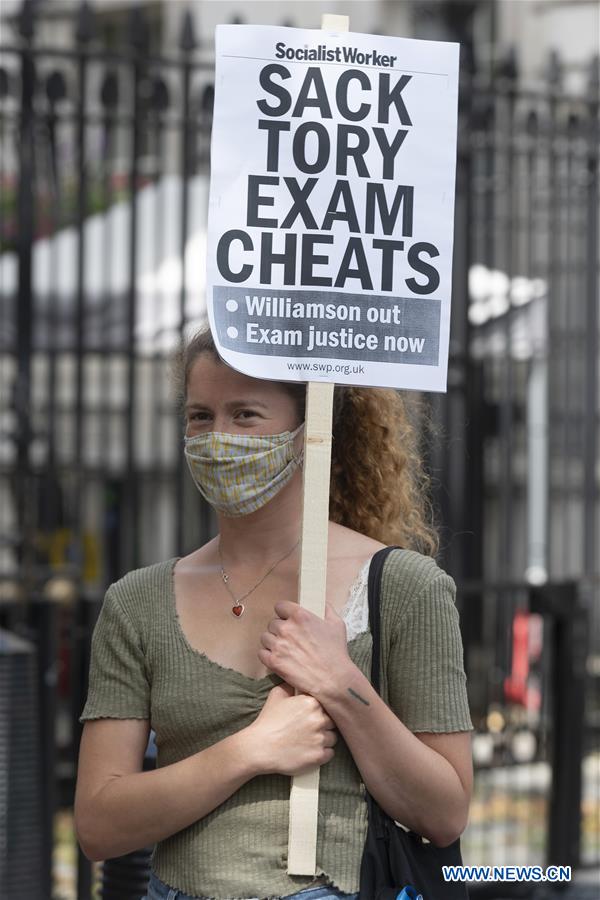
348,687,370,706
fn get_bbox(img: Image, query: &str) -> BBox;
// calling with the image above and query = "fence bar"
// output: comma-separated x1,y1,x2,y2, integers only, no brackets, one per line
124,18,143,574
72,591,102,900
28,594,61,898
583,64,599,578
14,15,36,576
530,582,588,869
175,13,195,556
74,15,92,576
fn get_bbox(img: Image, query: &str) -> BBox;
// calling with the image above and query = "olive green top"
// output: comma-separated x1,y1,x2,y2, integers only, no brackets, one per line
80,548,473,899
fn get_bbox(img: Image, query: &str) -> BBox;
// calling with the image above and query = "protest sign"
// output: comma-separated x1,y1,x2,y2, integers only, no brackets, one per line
207,22,459,391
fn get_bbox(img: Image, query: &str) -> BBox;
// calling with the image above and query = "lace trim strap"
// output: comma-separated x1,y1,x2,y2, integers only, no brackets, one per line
340,556,372,642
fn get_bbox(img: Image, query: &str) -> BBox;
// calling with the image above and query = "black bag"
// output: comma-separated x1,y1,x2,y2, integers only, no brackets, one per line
358,546,469,900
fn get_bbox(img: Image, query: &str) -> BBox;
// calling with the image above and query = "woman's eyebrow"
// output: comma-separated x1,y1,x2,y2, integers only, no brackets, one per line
225,399,269,409
184,402,206,412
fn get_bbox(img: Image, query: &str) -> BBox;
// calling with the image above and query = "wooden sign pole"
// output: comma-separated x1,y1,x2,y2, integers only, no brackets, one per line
287,13,350,877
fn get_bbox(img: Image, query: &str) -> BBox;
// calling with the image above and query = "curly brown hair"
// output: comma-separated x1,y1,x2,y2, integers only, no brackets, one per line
171,325,439,556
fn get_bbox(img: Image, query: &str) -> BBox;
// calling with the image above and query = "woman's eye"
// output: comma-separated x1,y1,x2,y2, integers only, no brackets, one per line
237,410,259,419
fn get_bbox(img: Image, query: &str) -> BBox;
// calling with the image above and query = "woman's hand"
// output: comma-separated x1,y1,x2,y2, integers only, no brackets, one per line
257,600,355,698
246,682,338,776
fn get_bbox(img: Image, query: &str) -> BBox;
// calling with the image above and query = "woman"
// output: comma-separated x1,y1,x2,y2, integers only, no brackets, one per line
74,325,473,900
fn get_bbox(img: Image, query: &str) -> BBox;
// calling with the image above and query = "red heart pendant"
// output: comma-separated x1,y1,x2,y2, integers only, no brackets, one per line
232,604,245,617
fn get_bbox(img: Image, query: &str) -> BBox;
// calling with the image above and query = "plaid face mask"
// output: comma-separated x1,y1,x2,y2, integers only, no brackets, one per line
183,422,305,517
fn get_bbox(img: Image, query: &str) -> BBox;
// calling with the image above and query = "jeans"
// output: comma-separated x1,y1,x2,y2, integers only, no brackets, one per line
142,871,360,900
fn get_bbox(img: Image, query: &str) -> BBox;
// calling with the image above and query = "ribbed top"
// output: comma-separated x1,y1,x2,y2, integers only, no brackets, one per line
80,549,472,899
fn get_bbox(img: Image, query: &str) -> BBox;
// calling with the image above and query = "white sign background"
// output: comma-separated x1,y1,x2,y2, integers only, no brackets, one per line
207,24,459,391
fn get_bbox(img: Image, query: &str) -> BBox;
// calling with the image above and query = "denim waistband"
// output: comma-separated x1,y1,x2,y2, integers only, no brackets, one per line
143,871,359,900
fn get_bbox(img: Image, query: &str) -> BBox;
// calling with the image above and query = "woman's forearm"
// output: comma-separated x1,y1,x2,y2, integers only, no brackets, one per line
316,662,470,846
76,726,263,861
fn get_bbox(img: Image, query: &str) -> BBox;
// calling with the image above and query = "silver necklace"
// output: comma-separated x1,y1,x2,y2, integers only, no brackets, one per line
218,539,300,618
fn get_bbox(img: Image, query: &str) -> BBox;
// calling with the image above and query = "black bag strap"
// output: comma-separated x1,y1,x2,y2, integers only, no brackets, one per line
367,545,402,695
364,545,402,833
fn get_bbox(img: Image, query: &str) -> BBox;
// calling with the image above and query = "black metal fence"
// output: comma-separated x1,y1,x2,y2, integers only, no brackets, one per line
0,1,598,897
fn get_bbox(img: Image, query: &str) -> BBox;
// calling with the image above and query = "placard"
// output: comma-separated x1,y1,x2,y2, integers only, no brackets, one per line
207,23,459,391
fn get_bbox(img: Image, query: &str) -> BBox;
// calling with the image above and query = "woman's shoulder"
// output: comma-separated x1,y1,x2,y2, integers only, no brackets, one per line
328,522,448,587
328,521,387,559
383,546,449,585
103,557,179,621
380,548,456,622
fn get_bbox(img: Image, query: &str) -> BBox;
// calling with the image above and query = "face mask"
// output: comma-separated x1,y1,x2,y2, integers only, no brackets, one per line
183,422,304,517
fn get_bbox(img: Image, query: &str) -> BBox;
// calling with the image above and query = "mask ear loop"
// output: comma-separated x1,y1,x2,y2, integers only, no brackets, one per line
292,421,306,466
